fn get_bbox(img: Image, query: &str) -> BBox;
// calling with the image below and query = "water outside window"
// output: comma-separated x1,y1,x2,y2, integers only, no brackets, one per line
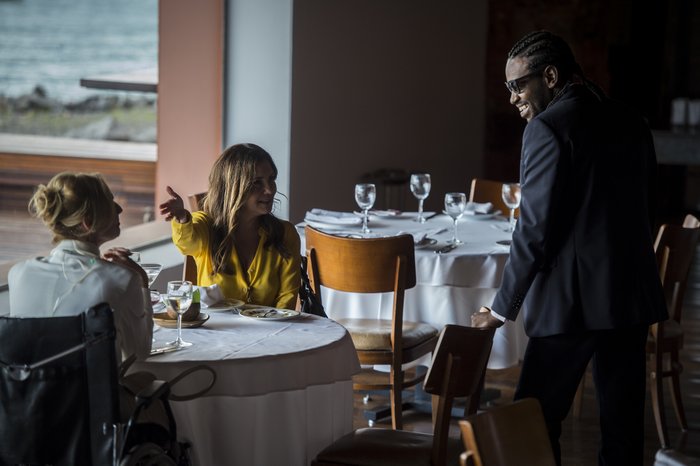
0,0,158,265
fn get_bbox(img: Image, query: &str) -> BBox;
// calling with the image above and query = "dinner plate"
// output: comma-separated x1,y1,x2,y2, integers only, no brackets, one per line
153,312,210,328
462,210,502,221
205,298,245,312
304,219,361,231
239,307,301,321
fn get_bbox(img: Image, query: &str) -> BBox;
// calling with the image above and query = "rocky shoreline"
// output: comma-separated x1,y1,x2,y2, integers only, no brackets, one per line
0,85,157,143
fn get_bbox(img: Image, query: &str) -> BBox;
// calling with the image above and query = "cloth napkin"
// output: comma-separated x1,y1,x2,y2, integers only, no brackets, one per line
464,201,494,215
305,208,362,225
197,284,225,308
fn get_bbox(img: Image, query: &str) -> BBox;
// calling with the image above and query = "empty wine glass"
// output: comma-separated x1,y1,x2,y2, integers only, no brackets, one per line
409,173,431,223
501,183,522,232
444,192,467,244
166,280,193,348
354,183,376,235
140,263,163,305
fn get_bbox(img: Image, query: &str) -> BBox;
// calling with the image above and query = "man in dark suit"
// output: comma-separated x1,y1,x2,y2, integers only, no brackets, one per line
472,31,668,465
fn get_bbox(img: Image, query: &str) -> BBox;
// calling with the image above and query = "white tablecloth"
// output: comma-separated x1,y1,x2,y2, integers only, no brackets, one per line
132,312,360,466
299,212,529,369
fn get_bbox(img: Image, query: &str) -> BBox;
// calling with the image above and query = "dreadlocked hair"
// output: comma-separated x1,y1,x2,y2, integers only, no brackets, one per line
203,143,290,276
508,30,583,83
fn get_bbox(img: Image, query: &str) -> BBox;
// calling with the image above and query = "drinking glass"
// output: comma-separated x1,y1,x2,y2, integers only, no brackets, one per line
140,263,163,305
354,183,376,235
166,280,193,348
409,173,431,223
444,192,467,244
501,183,522,232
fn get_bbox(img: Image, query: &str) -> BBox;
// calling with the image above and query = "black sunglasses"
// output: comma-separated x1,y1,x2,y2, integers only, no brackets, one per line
505,69,542,94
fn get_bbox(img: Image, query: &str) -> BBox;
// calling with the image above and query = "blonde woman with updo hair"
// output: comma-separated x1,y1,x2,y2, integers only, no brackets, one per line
160,143,301,309
8,172,153,361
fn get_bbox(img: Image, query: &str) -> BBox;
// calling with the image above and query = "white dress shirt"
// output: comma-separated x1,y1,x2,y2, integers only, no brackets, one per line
8,240,153,360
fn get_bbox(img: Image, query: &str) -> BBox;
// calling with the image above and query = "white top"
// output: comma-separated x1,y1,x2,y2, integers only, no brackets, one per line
8,239,153,360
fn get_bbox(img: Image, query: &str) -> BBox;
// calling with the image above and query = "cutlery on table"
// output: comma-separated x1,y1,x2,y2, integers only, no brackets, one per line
435,244,459,254
150,345,182,356
423,212,440,221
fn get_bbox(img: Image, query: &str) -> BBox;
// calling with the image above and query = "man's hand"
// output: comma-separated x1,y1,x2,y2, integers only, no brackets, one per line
471,306,505,328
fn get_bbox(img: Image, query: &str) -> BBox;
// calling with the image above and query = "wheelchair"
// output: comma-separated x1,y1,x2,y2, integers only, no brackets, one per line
0,303,190,465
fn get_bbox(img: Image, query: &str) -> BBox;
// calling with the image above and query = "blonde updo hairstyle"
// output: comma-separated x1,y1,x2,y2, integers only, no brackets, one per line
29,172,117,244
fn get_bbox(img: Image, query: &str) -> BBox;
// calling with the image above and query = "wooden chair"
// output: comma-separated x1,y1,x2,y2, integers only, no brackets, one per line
468,178,519,219
572,214,700,425
182,192,206,284
459,398,556,466
649,214,700,448
311,324,496,466
305,226,439,430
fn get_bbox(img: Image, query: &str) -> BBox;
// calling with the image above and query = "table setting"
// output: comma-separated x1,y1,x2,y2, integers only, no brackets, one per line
297,175,528,370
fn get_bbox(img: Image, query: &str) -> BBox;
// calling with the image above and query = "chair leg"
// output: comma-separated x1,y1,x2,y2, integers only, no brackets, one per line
390,370,403,430
650,355,671,448
669,350,688,431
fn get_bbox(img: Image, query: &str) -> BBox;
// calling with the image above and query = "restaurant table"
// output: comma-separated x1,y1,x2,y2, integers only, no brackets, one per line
131,311,360,466
299,211,529,370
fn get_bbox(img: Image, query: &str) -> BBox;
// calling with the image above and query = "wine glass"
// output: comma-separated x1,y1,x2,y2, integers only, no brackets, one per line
409,173,431,223
166,280,193,348
444,192,467,244
140,263,163,305
354,183,376,235
501,183,522,232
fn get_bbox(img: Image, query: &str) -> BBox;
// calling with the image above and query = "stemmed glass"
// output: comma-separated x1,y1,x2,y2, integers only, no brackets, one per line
409,173,431,223
354,183,376,235
501,183,522,232
141,263,163,305
166,280,193,348
444,192,467,244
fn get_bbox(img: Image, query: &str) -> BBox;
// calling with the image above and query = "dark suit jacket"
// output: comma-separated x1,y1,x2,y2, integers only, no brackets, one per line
492,83,668,337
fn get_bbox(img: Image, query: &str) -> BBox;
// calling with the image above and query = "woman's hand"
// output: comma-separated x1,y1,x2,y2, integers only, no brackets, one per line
159,186,190,223
103,247,149,288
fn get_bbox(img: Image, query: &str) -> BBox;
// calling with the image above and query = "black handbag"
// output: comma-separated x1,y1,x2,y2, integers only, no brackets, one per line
299,256,327,318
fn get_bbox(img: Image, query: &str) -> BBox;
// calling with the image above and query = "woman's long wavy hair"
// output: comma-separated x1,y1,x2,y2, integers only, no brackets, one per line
29,172,117,244
202,143,289,276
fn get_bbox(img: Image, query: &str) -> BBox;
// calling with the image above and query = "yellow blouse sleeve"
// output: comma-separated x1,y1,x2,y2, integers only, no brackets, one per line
274,222,301,310
171,211,211,257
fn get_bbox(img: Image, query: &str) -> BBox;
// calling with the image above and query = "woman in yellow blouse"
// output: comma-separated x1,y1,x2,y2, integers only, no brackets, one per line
159,143,301,309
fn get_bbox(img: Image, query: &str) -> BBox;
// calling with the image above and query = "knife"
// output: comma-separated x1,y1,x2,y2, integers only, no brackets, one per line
150,346,181,356
435,243,458,254
424,212,440,221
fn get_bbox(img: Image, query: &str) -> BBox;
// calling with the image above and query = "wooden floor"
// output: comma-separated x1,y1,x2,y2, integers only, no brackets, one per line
353,297,700,466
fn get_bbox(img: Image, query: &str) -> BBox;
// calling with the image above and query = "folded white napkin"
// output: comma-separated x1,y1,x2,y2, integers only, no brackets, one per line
197,284,225,308
398,228,447,244
305,208,362,225
464,201,494,215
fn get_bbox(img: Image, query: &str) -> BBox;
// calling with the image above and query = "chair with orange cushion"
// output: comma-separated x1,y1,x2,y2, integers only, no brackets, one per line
305,225,440,430
311,324,496,466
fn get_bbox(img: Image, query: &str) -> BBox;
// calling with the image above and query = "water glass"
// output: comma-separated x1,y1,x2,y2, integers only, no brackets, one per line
410,173,431,223
354,183,376,235
501,183,522,232
444,192,467,244
166,280,193,348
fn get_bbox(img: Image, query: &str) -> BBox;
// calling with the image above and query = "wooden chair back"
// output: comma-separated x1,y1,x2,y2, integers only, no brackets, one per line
469,178,519,219
426,325,496,466
459,398,556,466
188,192,206,211
305,226,416,296
653,218,700,325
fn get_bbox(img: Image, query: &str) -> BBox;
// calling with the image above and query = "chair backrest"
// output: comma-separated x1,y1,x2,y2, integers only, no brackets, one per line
459,398,556,466
0,303,118,465
469,178,519,218
424,325,496,466
305,226,416,295
654,218,700,324
188,191,206,211
683,213,700,228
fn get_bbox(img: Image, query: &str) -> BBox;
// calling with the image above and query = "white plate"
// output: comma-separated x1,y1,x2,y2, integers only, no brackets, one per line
239,307,301,321
153,312,210,328
462,210,502,221
304,219,361,231
205,298,245,312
